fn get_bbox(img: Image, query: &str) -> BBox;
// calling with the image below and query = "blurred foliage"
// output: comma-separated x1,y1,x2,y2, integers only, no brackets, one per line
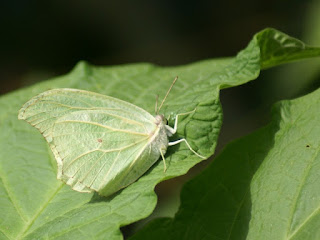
0,0,314,95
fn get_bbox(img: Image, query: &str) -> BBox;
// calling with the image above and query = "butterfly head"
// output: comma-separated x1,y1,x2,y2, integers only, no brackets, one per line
155,114,168,126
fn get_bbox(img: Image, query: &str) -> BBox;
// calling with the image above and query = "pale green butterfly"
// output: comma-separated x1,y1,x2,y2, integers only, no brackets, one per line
18,77,205,197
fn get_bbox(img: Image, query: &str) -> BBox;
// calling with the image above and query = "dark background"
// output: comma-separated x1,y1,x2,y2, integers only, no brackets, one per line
1,0,320,237
0,0,313,95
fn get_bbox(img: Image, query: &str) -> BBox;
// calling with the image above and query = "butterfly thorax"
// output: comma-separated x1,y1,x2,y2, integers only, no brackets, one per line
150,114,167,138
150,114,169,150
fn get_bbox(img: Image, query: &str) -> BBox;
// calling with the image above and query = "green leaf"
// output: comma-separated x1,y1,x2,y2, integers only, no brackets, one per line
257,28,320,69
0,28,319,240
269,2,320,98
130,63,320,239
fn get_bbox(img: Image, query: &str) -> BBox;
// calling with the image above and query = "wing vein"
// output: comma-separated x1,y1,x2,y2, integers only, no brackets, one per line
63,137,149,171
56,120,148,136
53,93,95,107
93,150,122,189
77,151,108,184
63,149,101,171
40,100,147,126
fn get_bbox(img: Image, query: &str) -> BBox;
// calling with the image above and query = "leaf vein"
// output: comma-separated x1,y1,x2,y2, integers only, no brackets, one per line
0,169,28,223
287,146,320,239
17,183,64,240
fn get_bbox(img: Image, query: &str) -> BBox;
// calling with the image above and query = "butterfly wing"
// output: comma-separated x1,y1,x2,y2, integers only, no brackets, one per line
18,89,160,195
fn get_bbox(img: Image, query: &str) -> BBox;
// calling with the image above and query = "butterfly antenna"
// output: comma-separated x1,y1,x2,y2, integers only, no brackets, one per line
155,94,159,114
157,76,178,113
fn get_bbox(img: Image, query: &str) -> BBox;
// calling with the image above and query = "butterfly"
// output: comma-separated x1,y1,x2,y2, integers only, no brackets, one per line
18,77,205,197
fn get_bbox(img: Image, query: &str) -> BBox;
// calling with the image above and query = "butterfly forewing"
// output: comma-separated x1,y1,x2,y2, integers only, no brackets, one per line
18,89,155,142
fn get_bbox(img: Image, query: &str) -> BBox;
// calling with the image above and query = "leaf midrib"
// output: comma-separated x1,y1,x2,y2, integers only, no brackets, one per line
227,187,250,240
0,170,28,223
286,146,320,239
16,183,64,240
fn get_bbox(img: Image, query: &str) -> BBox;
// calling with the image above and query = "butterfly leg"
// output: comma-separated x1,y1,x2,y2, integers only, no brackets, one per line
165,109,197,135
160,148,167,172
168,139,206,159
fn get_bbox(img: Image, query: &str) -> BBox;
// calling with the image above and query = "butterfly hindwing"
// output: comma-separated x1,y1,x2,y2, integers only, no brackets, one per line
52,109,152,193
